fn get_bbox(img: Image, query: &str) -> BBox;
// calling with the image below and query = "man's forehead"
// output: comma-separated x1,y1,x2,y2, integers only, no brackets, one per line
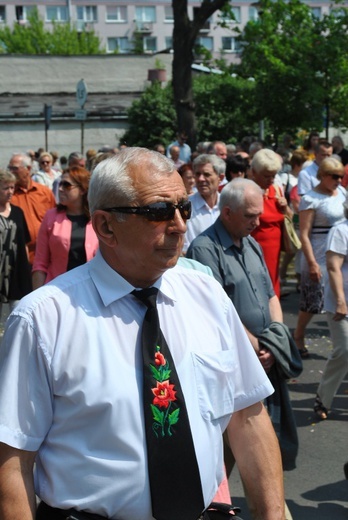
195,163,216,174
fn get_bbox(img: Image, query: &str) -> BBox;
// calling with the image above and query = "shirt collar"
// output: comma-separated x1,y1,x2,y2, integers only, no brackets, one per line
214,218,247,252
89,250,176,307
15,179,36,193
192,191,220,210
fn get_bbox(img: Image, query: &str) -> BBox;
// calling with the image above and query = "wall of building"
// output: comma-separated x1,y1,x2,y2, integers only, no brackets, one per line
0,54,173,161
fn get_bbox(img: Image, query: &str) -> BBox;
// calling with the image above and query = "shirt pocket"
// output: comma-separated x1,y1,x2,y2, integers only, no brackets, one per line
191,350,236,421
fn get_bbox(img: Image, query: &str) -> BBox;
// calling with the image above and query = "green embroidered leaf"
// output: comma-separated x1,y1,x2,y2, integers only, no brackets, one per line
149,364,161,380
168,407,180,425
151,404,164,424
160,369,171,381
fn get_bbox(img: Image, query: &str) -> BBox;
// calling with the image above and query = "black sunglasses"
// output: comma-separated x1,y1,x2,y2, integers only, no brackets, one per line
102,200,192,222
327,173,344,181
59,180,79,190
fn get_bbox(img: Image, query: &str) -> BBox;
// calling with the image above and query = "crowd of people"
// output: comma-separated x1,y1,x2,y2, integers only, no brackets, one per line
0,132,346,520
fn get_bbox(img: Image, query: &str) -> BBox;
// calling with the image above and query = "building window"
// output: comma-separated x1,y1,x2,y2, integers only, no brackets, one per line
165,36,173,49
46,6,68,22
107,37,129,53
196,36,213,51
221,36,241,53
143,36,157,53
135,6,156,22
311,7,322,19
164,6,173,22
220,6,241,23
15,6,36,22
106,6,127,22
248,6,259,21
77,6,97,23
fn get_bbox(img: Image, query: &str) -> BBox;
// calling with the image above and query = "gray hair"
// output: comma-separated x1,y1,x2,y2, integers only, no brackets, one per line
251,148,282,174
0,169,16,183
193,153,226,176
219,178,263,212
88,147,175,218
10,153,32,168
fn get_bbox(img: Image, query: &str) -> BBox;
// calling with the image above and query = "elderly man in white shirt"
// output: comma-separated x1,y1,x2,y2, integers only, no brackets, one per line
0,148,285,520
183,154,226,253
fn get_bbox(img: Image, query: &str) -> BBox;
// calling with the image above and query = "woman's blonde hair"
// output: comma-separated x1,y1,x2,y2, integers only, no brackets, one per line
317,157,344,180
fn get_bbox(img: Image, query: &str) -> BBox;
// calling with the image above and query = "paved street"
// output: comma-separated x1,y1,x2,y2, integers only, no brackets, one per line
229,281,348,519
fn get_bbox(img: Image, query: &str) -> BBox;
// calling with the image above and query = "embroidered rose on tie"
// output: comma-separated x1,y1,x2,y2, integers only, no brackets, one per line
150,346,180,437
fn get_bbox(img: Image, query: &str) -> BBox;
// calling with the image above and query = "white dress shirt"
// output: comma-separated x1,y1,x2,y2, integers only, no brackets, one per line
297,161,319,195
184,191,220,252
0,250,272,520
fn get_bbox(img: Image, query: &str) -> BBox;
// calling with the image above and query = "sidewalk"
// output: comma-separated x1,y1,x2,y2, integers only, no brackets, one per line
229,282,348,519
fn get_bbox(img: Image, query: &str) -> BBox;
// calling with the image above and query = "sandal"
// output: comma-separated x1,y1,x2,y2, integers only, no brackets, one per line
298,347,309,359
292,333,309,358
314,395,328,420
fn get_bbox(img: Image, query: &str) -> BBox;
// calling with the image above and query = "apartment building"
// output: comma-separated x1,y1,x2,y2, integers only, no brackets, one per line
0,1,334,63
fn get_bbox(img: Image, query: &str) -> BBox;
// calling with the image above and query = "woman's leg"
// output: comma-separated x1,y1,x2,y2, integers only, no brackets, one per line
293,310,313,353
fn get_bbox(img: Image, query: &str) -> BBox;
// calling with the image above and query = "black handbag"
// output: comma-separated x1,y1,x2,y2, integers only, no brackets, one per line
204,502,244,519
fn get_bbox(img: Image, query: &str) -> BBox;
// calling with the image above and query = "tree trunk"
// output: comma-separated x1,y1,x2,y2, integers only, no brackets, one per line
172,2,197,149
172,0,229,150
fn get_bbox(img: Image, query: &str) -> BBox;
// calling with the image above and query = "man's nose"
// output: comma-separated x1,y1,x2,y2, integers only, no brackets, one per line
169,208,187,233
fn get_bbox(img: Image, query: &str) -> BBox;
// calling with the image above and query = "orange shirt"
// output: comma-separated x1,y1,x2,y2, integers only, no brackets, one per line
12,180,56,264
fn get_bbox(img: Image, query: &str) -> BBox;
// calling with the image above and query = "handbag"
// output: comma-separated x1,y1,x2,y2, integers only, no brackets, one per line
203,502,244,519
281,215,301,255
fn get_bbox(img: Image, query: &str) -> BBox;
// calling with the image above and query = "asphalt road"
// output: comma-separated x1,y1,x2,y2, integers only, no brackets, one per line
229,281,348,520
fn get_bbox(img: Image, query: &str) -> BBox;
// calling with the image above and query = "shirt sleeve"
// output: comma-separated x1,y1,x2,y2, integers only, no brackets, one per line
0,313,53,450
297,169,311,196
32,210,53,274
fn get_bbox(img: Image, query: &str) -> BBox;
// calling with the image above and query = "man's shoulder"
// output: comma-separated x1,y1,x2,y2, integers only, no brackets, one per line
13,263,92,320
300,161,317,176
164,263,226,299
189,221,219,247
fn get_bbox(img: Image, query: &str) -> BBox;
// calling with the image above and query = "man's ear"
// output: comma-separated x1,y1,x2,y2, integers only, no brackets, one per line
92,211,117,247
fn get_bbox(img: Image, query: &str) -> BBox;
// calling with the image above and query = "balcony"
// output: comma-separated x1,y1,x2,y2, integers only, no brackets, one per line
134,21,153,33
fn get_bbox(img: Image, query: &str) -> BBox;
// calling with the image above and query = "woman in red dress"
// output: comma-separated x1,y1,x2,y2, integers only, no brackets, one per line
250,149,290,298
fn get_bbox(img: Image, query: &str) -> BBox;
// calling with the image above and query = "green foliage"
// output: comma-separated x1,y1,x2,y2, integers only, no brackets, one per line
131,33,145,54
0,8,104,55
193,73,259,141
235,0,348,138
122,82,177,147
121,73,260,146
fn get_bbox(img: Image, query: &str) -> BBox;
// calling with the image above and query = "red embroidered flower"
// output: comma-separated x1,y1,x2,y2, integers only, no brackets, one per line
155,352,166,366
152,380,177,408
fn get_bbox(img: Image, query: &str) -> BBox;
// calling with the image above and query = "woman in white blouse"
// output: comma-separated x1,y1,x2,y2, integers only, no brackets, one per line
314,195,348,419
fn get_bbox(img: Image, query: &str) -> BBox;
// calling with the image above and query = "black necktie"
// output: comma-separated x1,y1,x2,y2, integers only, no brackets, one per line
133,287,205,520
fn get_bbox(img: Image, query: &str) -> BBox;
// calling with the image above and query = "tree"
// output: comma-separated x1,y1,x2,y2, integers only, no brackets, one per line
172,1,230,148
193,73,259,141
122,82,177,148
122,73,259,147
235,0,348,142
0,8,104,54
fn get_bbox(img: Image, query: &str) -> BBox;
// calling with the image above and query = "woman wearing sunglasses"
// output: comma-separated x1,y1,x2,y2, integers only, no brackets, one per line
33,152,61,190
32,167,98,289
293,157,346,358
